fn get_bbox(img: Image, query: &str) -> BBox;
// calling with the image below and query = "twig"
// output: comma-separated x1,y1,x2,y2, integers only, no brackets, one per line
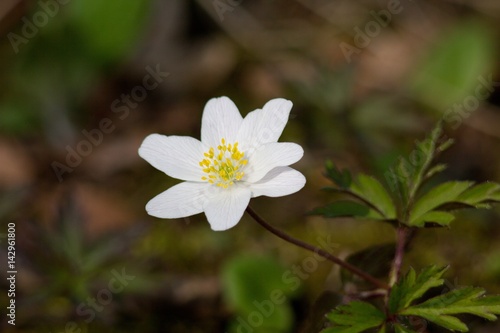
389,226,410,286
245,206,389,290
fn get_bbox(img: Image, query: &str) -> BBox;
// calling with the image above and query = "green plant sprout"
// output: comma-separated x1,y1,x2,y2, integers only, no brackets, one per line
306,124,499,332
228,124,500,333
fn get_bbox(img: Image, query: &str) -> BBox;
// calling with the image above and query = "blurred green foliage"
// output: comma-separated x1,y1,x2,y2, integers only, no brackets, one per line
69,0,150,63
411,20,496,111
1,0,152,138
222,255,300,333
0,0,499,332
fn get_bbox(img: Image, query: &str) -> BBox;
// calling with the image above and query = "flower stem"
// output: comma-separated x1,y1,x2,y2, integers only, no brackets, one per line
245,206,389,290
389,226,411,286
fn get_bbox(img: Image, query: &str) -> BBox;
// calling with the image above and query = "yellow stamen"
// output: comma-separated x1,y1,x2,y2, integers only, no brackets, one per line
199,138,247,189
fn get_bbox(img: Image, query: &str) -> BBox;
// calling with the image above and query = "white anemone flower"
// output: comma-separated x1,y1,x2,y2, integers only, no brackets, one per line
138,96,305,231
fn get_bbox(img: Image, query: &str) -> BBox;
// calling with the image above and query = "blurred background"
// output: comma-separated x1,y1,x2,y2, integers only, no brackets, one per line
0,0,499,332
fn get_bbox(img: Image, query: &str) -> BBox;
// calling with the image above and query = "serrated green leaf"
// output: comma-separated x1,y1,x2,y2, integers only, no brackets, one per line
389,266,448,314
323,301,385,333
387,124,446,206
321,162,397,221
409,182,474,226
401,287,500,332
406,181,500,227
310,201,384,219
456,182,500,205
420,314,467,332
408,125,444,195
351,174,397,219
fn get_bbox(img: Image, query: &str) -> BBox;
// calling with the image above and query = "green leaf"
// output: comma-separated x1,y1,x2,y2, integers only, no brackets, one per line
389,266,448,314
351,174,397,219
425,164,447,180
385,124,446,205
407,125,445,197
456,182,500,205
321,162,397,221
310,201,384,219
323,301,385,333
413,211,455,226
409,181,474,226
408,181,500,227
401,287,500,332
325,160,352,189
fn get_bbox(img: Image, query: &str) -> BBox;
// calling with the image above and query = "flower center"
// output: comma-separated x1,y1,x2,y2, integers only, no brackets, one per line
199,138,248,189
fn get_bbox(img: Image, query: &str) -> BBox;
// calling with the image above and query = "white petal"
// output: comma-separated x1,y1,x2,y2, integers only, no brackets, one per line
203,186,251,231
244,142,304,183
250,167,306,198
237,98,292,150
139,134,206,181
146,182,210,218
201,96,243,147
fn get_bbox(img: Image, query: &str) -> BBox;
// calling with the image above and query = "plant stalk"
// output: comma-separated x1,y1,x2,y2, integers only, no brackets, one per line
389,226,410,286
245,206,389,290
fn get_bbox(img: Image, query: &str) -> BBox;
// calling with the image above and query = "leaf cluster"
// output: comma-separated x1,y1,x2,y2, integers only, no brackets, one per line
312,124,500,227
324,266,500,332
315,124,500,332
